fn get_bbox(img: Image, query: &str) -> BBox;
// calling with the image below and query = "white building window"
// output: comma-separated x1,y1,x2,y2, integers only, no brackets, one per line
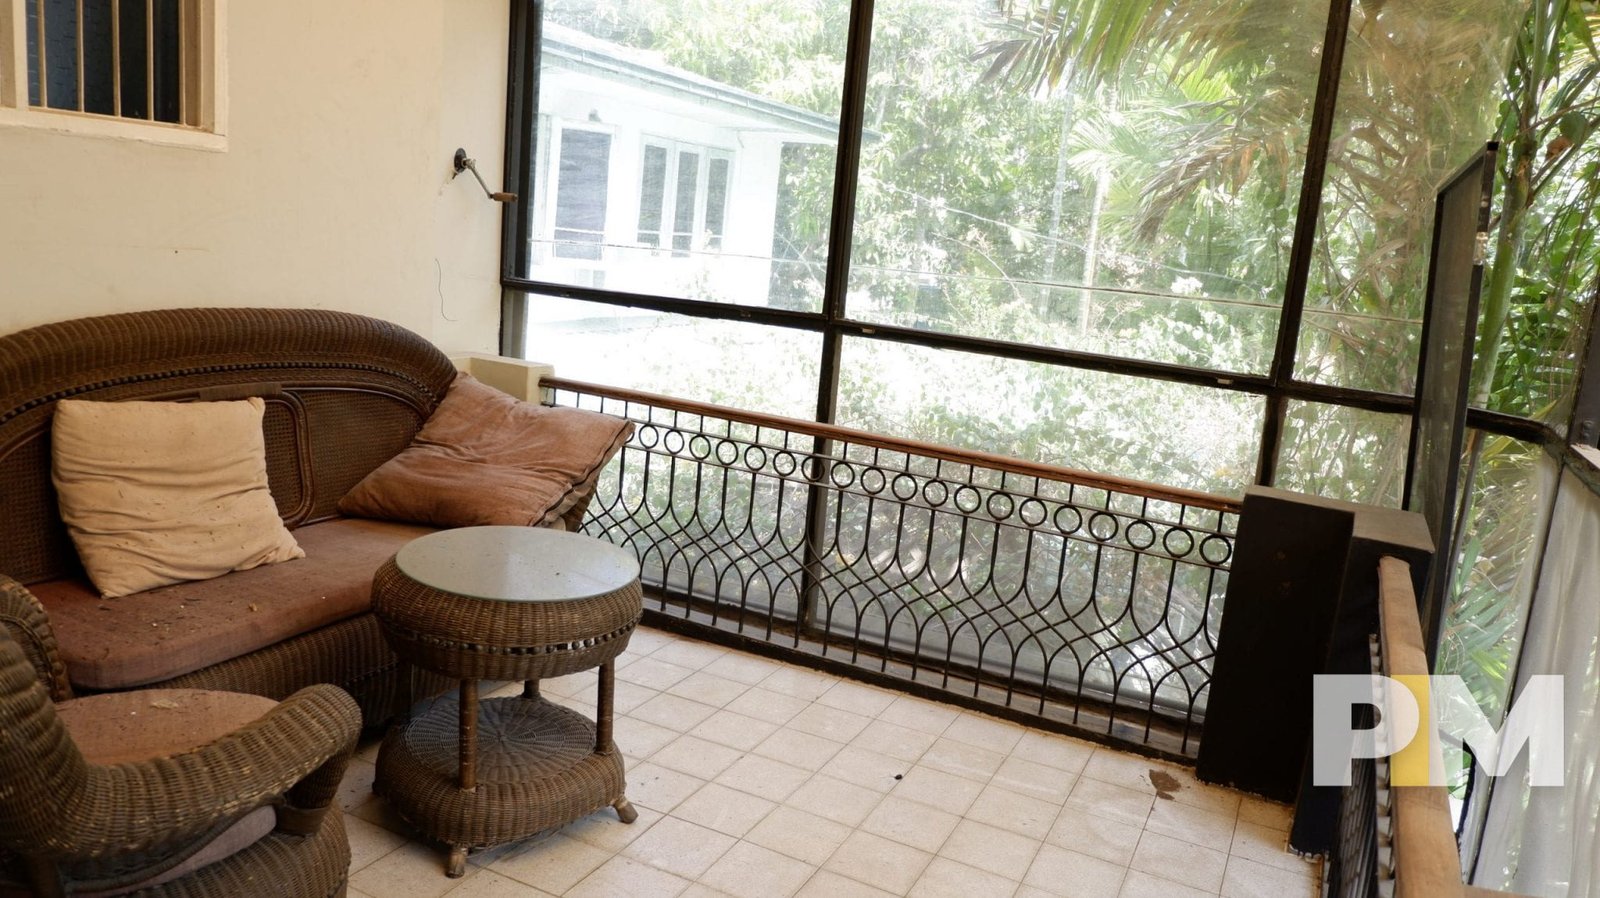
636,139,731,257
1,0,225,147
550,126,612,261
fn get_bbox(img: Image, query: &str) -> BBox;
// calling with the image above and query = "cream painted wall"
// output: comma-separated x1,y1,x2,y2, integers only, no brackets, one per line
0,0,510,352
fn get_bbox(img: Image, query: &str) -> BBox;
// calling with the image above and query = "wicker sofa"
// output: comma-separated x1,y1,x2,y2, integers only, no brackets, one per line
0,307,553,723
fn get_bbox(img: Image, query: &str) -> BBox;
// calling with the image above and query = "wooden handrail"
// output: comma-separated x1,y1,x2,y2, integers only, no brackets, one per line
1378,556,1464,898
542,376,1244,514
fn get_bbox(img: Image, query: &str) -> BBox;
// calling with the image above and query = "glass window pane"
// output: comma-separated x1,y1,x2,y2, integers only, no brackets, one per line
39,0,80,110
118,0,150,119
836,338,1263,496
151,0,181,123
671,150,700,255
553,130,613,260
846,0,1332,373
1295,0,1522,391
80,0,116,116
520,294,823,419
1481,233,1596,432
25,0,40,105
636,144,668,247
1436,434,1555,844
705,157,730,250
527,2,846,310
1274,401,1411,507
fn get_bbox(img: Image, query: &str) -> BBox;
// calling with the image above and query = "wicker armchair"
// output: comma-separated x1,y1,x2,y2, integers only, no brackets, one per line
0,585,361,898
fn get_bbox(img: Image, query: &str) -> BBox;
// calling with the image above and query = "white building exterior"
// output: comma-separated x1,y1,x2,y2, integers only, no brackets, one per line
529,25,839,307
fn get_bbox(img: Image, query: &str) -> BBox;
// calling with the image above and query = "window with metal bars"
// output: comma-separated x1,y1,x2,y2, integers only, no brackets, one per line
12,0,206,127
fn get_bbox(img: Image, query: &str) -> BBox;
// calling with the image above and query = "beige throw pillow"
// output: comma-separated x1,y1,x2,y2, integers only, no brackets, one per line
52,398,304,598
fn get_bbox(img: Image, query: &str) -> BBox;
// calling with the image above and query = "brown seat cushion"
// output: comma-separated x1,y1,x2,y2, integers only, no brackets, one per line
33,518,435,691
57,688,280,765
48,689,284,898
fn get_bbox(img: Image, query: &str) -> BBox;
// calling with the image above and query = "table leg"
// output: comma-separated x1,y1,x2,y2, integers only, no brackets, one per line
459,679,478,792
523,680,539,699
595,661,614,754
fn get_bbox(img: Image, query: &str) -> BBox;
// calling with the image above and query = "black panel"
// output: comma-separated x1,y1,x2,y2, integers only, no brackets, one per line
1195,489,1355,800
1404,143,1497,660
1572,299,1600,447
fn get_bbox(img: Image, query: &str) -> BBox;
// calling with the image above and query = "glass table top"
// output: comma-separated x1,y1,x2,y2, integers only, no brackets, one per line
395,526,639,603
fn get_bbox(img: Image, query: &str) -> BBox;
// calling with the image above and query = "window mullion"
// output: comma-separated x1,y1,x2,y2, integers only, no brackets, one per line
1254,0,1355,487
814,0,876,426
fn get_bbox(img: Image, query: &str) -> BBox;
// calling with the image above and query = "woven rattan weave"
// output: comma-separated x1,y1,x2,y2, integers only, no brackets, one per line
371,527,644,876
0,626,360,897
0,308,461,725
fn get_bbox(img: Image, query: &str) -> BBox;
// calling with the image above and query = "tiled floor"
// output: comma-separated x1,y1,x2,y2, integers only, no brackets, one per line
341,627,1321,898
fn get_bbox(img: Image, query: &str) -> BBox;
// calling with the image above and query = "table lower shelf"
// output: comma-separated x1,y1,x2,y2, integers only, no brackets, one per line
375,692,631,868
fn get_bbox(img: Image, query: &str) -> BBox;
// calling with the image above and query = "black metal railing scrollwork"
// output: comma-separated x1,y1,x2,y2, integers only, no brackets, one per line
545,377,1240,756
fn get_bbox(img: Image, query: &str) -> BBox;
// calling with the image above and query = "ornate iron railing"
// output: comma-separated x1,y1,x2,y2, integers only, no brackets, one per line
544,377,1241,756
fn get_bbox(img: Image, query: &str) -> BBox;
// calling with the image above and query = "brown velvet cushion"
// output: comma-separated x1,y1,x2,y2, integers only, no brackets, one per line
337,373,633,528
32,518,435,690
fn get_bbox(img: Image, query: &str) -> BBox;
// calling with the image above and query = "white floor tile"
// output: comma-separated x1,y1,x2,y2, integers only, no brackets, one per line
1144,798,1238,853
939,818,1044,881
785,773,883,826
1229,821,1317,874
650,733,747,779
827,744,915,792
626,760,708,813
699,841,817,898
795,869,899,898
1220,855,1318,898
670,782,778,838
724,686,811,725
852,718,939,763
913,856,1021,898
565,855,692,898
692,708,780,751
815,680,898,717
1024,843,1125,898
713,753,813,802
744,805,854,865
1065,776,1155,828
921,736,1008,782
343,627,1321,898
891,764,986,815
621,815,736,879
667,670,751,707
1129,830,1227,893
966,783,1064,840
878,694,961,735
942,712,1027,754
824,830,933,895
859,794,961,852
440,869,558,897
752,726,847,772
1045,810,1143,867
487,833,612,894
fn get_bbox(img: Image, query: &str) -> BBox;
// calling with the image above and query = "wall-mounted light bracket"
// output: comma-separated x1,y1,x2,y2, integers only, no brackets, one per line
453,148,517,203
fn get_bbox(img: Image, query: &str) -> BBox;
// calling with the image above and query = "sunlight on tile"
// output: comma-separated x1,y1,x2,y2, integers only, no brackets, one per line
342,625,1321,898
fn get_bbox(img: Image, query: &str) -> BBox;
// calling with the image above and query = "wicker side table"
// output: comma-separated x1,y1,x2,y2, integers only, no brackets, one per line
371,526,643,876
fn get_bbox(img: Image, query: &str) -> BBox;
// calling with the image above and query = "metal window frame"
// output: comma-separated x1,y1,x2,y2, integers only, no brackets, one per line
497,0,1583,525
